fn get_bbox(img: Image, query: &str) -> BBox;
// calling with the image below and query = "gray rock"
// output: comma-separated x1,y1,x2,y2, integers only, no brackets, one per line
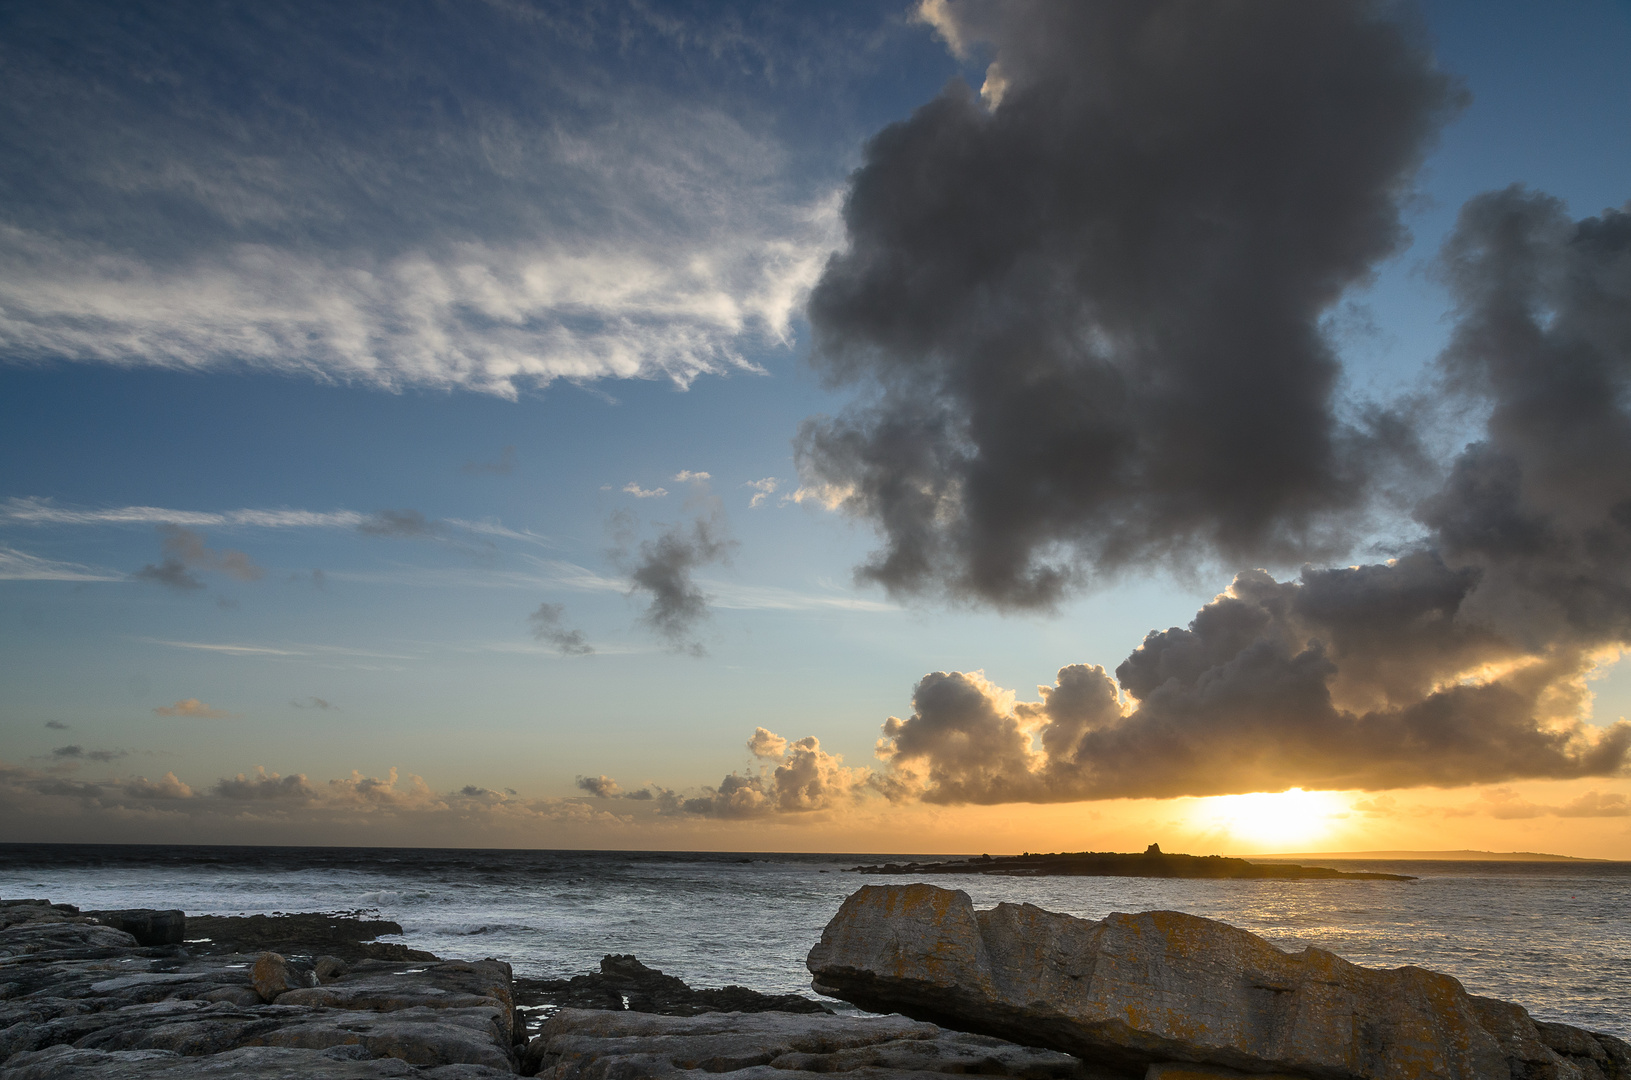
85,909,188,947
0,900,521,1078
807,883,1631,1080
524,1006,1092,1078
250,952,308,1002
0,1043,515,1078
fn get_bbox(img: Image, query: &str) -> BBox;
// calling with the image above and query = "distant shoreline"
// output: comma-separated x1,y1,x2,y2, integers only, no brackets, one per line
1256,849,1605,862
850,845,1415,881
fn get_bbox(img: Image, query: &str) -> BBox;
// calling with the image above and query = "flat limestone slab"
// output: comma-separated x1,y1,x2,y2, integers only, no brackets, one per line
806,883,1631,1080
526,1006,1094,1078
0,1044,514,1079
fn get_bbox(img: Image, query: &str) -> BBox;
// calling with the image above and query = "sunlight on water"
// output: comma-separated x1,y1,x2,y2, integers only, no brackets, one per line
3,846,1627,1039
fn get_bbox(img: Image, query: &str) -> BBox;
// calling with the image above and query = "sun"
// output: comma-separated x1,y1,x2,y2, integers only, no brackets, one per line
1192,788,1346,852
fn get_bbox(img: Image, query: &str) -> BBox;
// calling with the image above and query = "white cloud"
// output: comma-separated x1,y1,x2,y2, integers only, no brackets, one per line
0,546,124,581
673,471,712,483
622,483,669,498
743,477,779,508
1,497,365,529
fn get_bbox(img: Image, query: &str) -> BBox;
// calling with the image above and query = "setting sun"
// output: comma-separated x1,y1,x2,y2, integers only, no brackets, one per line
1192,789,1347,851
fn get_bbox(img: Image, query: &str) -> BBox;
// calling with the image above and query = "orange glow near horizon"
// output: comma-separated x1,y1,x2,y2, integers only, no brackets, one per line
1191,788,1349,852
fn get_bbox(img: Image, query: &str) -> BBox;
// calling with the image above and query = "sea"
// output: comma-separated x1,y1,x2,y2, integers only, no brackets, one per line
2,844,1627,1039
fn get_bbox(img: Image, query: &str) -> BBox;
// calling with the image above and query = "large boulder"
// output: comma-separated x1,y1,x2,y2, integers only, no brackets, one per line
807,883,1630,1080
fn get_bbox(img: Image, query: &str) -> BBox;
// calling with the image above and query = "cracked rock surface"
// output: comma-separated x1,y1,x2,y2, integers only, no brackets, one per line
523,1008,1095,1078
807,883,1631,1080
1,899,521,1077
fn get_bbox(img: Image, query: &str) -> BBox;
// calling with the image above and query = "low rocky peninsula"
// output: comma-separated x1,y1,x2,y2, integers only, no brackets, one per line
852,843,1415,881
4,885,1625,1079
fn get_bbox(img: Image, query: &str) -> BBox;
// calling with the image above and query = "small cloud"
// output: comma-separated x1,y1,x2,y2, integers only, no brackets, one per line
358,509,443,539
622,787,655,801
622,482,669,499
1555,791,1630,818
51,745,126,762
44,720,69,730
674,471,711,483
748,727,788,759
215,596,240,610
624,502,736,655
133,557,204,591
529,602,594,656
126,772,192,799
576,774,622,797
290,697,337,710
462,445,517,476
286,569,326,589
133,525,262,590
154,698,234,719
215,766,312,799
744,477,779,508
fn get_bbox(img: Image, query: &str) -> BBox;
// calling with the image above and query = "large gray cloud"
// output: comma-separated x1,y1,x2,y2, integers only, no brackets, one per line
876,187,1631,801
798,0,1462,608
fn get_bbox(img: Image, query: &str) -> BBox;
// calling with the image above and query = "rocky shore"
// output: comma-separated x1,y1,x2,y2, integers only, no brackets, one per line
5,887,1628,1079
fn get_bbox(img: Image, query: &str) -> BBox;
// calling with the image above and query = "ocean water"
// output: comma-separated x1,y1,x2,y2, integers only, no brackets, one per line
2,844,1627,1039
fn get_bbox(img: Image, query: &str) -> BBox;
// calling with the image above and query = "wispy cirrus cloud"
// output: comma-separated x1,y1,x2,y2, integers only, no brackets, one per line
0,545,123,582
2,497,365,529
0,2,844,398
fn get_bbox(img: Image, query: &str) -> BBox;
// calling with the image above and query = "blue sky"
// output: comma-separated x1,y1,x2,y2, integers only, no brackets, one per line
3,0,1631,854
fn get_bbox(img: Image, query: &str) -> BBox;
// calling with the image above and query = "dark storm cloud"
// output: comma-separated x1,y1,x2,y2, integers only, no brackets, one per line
529,602,594,656
873,187,1631,802
622,497,737,655
132,525,263,590
799,0,1462,608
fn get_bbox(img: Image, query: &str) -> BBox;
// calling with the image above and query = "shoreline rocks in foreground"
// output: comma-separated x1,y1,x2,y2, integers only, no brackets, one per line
852,843,1414,881
8,888,1629,1079
807,882,1630,1080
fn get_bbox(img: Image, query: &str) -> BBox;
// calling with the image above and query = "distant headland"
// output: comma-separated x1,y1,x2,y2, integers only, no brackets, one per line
850,843,1415,881
1260,849,1605,862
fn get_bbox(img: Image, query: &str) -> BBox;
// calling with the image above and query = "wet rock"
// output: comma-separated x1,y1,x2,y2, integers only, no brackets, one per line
523,1006,1093,1078
516,954,829,1020
807,883,1631,1080
184,913,436,963
85,908,188,947
250,952,308,1002
315,955,349,983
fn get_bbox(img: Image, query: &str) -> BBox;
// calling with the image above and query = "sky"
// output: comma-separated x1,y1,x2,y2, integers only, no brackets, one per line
3,0,1630,858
